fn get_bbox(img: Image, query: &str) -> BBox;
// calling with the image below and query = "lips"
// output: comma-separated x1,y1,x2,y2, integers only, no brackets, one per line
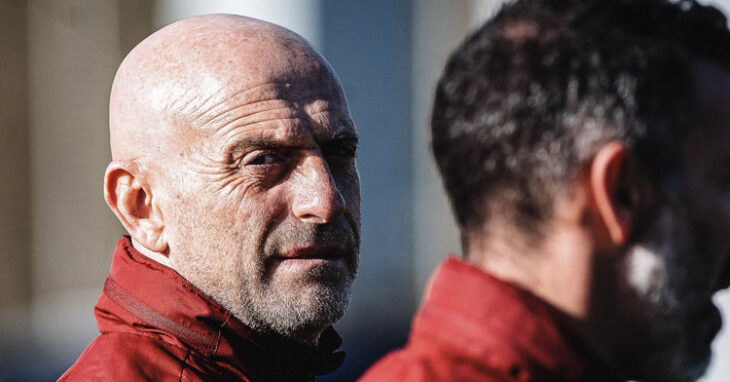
265,244,353,277
271,244,350,262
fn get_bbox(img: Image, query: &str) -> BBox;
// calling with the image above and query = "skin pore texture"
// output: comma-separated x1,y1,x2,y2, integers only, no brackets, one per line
104,15,360,345
466,62,730,382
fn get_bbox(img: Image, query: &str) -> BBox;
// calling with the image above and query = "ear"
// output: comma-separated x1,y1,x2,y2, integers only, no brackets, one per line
588,141,643,246
104,161,168,253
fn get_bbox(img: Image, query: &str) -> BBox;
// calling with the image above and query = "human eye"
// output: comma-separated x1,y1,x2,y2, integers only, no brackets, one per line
237,149,293,188
247,152,279,166
242,149,290,168
322,141,358,161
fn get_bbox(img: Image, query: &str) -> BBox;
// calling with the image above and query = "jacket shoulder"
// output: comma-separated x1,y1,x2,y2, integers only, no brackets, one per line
359,348,511,382
59,332,207,382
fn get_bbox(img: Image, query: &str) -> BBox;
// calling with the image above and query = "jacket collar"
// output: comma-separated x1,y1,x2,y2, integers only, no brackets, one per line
95,236,344,381
413,258,619,382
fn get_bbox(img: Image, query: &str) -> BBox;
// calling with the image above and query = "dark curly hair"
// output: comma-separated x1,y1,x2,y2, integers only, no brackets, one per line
432,0,730,242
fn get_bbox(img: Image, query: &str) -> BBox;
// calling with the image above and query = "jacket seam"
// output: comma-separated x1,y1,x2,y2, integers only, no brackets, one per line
214,313,232,357
104,277,218,356
180,349,191,382
100,331,204,357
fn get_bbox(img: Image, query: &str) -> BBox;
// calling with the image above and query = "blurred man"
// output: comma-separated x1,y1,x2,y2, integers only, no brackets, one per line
60,14,360,382
362,0,730,381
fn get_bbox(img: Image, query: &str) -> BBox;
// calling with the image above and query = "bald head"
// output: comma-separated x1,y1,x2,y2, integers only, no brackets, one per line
109,14,339,163
104,14,358,344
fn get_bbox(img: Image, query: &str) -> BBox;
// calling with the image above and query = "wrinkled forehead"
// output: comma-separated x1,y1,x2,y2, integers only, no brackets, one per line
151,35,346,125
171,46,352,158
109,16,352,163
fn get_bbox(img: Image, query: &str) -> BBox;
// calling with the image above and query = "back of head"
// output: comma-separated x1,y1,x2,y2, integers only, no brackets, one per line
432,0,730,244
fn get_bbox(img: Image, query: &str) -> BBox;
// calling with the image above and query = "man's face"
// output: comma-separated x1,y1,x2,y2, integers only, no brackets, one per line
620,62,730,382
152,55,360,342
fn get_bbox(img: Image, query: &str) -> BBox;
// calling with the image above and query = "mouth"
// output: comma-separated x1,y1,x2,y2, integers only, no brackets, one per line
273,243,351,261
266,244,352,274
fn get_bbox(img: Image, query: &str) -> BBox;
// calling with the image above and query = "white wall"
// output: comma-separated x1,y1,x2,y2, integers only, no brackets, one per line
26,0,125,358
153,0,322,48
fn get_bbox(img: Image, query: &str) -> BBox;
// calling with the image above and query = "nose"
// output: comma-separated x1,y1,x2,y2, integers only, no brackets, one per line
291,155,346,224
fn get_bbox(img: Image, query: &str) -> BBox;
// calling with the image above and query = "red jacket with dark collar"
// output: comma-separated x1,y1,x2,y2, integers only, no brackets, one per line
59,237,344,382
359,258,620,382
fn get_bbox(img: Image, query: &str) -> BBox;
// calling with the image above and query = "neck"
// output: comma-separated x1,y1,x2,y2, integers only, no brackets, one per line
466,222,594,322
131,237,171,267
466,219,624,373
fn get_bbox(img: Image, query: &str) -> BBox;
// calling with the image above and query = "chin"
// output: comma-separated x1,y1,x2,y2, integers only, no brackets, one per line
633,302,718,382
241,274,353,340
652,349,711,382
684,355,712,382
676,318,718,382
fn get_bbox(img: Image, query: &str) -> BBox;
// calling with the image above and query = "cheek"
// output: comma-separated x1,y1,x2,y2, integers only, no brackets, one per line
339,172,361,228
198,169,290,221
339,168,361,203
166,181,280,243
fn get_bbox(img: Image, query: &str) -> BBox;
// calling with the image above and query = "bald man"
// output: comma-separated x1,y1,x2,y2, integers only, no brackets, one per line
60,15,360,382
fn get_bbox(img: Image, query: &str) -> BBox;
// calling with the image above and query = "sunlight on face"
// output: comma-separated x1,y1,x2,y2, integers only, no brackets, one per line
154,41,361,343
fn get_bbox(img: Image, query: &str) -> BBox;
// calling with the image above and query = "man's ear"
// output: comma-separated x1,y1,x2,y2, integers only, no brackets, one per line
588,141,644,246
104,161,168,253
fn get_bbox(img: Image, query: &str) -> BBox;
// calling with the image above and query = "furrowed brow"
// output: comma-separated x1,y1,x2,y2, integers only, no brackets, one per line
225,138,296,162
329,132,359,146
328,118,358,144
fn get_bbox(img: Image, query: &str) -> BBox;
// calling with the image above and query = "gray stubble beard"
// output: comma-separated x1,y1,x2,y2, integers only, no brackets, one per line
236,259,357,343
623,206,713,382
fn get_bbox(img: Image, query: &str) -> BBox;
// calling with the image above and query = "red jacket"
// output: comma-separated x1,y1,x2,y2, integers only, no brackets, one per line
60,237,344,382
360,258,620,382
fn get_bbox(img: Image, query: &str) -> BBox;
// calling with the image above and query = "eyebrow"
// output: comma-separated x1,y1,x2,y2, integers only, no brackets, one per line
225,138,292,162
225,131,358,162
328,131,359,145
